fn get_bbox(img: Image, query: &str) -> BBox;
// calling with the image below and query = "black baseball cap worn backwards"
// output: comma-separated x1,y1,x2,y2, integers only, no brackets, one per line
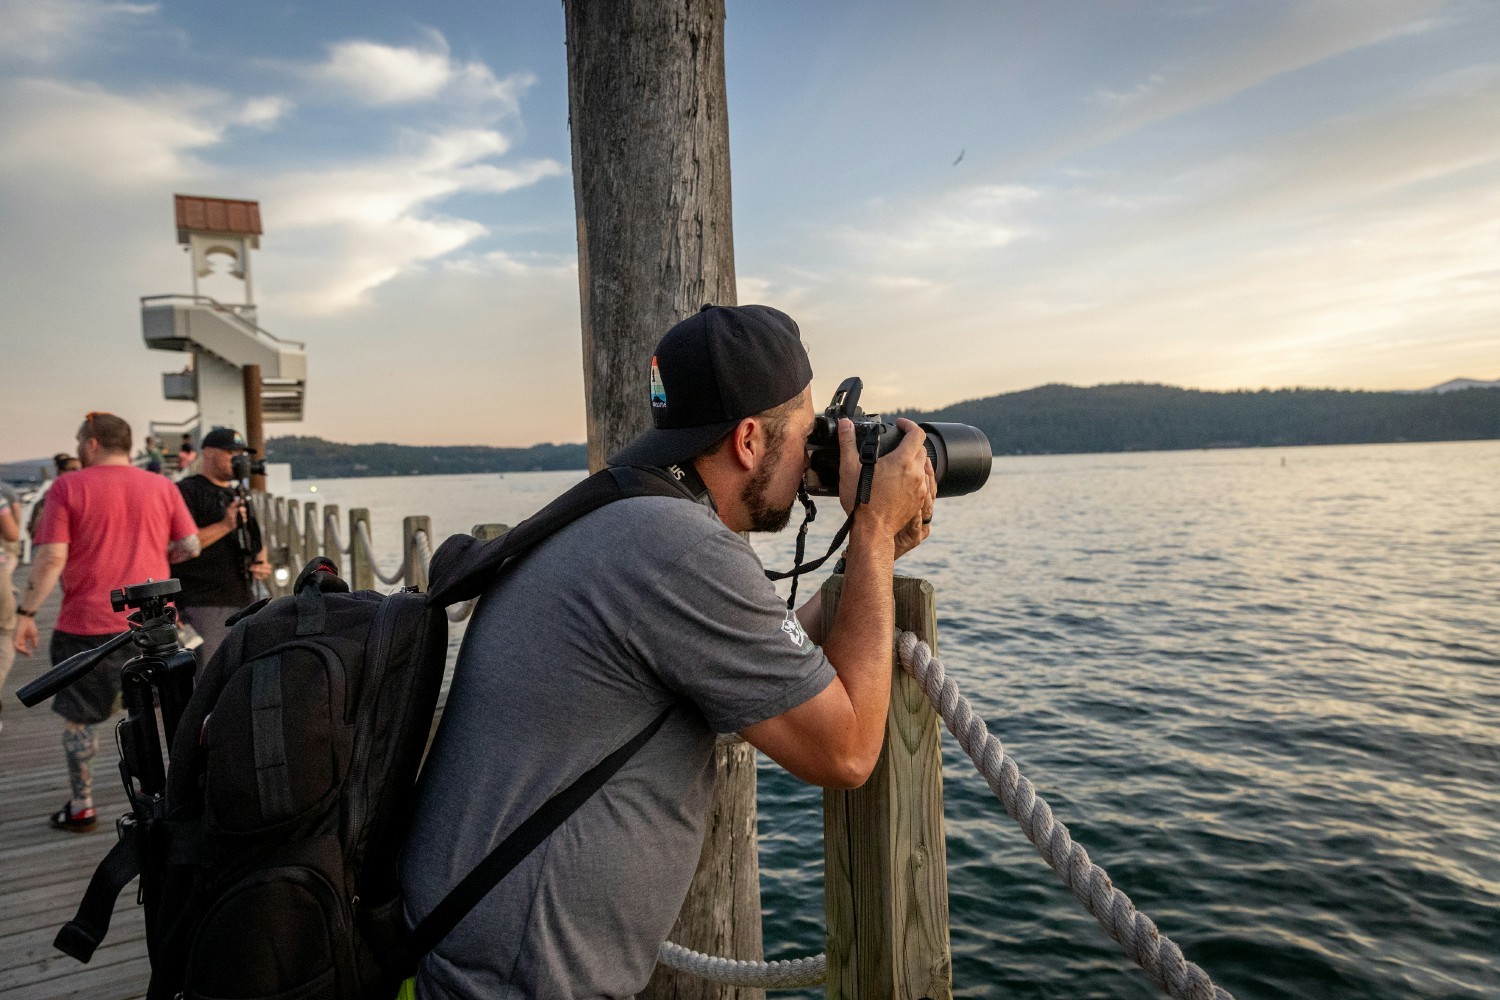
608,304,814,469
201,427,250,451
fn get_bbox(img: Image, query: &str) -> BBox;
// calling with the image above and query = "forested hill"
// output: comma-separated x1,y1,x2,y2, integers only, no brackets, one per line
266,436,587,479
263,384,1500,477
899,384,1500,455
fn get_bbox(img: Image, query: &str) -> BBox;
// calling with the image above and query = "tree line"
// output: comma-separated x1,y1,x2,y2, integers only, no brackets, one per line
262,385,1500,478
265,436,588,479
898,384,1500,455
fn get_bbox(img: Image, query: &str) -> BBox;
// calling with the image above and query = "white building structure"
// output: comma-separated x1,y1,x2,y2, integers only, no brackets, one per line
142,195,306,448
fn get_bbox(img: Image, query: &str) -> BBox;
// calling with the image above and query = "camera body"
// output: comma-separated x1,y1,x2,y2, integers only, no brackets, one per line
803,377,993,499
230,452,267,483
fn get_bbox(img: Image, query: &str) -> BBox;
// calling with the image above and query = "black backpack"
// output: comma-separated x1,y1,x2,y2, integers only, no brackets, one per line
54,466,696,1000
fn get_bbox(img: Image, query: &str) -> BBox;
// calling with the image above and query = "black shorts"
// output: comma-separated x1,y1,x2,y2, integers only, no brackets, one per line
50,630,132,725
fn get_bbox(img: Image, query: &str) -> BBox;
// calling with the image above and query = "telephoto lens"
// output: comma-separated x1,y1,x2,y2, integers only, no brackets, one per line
803,378,993,498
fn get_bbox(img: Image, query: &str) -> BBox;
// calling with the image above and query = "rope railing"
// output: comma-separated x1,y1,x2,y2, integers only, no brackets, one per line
656,941,825,988
354,519,406,586
895,630,1233,1000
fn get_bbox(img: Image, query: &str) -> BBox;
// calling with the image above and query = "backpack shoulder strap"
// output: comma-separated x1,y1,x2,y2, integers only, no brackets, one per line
425,465,696,608
406,705,673,961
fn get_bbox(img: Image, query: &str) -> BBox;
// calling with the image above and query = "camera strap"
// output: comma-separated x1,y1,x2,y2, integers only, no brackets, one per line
765,436,879,609
661,461,717,512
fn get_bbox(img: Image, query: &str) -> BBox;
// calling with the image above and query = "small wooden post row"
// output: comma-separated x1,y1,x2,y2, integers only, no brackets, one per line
402,515,432,592
322,504,342,575
348,508,374,591
303,503,321,565
821,575,953,1000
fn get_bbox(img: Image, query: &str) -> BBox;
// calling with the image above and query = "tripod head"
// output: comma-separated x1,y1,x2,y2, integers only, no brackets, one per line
18,579,184,707
18,576,198,823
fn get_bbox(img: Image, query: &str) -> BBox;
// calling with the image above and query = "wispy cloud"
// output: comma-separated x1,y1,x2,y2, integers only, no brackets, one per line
1035,0,1448,168
0,78,227,184
842,184,1040,262
0,0,158,62
258,129,565,312
307,34,534,110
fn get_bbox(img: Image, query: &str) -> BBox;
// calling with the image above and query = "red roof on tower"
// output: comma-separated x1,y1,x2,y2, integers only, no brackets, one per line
174,195,263,243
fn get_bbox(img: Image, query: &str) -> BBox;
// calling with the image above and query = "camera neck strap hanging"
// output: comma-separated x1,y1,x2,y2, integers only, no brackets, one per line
765,432,880,609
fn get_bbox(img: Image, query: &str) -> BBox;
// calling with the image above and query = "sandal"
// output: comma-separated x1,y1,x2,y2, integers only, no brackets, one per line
50,801,97,832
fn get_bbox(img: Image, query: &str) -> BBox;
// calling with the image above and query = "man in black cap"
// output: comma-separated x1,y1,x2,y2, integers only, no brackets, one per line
403,304,936,1000
173,426,270,663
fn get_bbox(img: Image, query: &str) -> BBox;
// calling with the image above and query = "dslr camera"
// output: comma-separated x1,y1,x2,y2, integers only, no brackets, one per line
803,377,992,498
230,451,267,485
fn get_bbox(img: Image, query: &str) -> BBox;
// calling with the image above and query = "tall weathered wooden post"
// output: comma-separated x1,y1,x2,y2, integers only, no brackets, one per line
242,362,267,492
563,1,756,997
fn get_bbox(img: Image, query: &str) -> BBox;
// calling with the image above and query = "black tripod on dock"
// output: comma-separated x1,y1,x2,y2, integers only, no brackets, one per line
17,578,197,961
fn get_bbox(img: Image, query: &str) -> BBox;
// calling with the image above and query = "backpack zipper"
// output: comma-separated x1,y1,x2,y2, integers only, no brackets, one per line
342,594,409,879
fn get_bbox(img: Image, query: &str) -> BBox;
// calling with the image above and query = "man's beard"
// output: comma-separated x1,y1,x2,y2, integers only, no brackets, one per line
742,458,794,533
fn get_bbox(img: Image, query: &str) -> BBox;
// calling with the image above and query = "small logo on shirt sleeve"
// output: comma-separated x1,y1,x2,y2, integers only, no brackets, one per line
780,611,810,650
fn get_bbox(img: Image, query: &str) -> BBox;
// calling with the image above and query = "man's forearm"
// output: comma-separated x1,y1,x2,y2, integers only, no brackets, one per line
817,522,897,771
20,544,67,613
167,535,201,564
196,521,233,548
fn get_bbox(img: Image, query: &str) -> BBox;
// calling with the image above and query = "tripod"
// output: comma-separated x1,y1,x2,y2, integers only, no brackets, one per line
17,578,197,961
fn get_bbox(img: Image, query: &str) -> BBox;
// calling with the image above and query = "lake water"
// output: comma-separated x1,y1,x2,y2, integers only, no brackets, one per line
291,440,1500,998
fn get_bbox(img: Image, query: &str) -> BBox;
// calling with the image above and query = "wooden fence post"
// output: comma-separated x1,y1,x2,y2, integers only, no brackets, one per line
285,500,302,573
402,515,432,592
822,575,952,1000
348,508,374,591
322,504,342,575
473,523,510,542
303,502,320,564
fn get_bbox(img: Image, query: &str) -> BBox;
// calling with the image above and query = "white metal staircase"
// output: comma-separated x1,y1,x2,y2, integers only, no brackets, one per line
142,294,306,422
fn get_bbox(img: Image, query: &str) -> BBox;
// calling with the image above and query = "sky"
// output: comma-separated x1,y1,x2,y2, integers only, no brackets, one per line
1,0,1497,460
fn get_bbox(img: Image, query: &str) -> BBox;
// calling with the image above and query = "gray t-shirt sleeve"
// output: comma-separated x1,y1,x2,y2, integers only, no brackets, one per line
628,525,836,734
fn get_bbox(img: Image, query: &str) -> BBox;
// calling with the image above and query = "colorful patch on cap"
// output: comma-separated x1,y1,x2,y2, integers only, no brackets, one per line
650,356,668,411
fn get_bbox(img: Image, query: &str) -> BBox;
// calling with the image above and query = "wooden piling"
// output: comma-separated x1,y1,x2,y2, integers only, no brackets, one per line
285,500,301,573
322,504,342,574
348,508,374,591
303,502,320,564
402,515,432,592
564,2,760,993
242,362,266,493
821,576,952,1000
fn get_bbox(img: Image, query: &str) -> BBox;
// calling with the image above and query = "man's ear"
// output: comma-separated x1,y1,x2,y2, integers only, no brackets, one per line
728,417,761,472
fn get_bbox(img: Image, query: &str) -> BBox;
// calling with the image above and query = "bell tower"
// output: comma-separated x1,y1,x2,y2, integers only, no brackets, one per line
142,195,306,450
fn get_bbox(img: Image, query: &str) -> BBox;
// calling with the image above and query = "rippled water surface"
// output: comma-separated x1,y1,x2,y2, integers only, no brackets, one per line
298,440,1500,998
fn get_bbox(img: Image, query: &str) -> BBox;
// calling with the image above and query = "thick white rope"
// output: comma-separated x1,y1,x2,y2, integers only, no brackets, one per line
355,519,405,585
413,529,433,574
656,941,825,989
895,631,1233,1000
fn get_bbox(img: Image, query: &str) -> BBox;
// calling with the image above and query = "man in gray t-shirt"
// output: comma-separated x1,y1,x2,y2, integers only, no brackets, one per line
402,305,936,999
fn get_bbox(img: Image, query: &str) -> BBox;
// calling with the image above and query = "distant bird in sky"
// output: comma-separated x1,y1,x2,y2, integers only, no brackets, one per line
952,148,965,166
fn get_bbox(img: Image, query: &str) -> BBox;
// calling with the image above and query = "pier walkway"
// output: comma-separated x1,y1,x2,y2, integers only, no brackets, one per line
0,564,149,1000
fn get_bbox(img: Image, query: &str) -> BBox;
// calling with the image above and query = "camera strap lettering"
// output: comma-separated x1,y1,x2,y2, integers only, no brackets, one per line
661,460,716,511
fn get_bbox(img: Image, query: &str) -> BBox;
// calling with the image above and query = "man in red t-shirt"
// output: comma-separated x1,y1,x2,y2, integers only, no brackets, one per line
14,412,199,832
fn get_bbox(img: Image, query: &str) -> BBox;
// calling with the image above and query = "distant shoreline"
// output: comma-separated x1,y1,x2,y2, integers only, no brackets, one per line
4,383,1496,483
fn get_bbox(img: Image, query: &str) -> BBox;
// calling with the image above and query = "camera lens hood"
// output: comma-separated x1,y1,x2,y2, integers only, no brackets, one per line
919,422,993,498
